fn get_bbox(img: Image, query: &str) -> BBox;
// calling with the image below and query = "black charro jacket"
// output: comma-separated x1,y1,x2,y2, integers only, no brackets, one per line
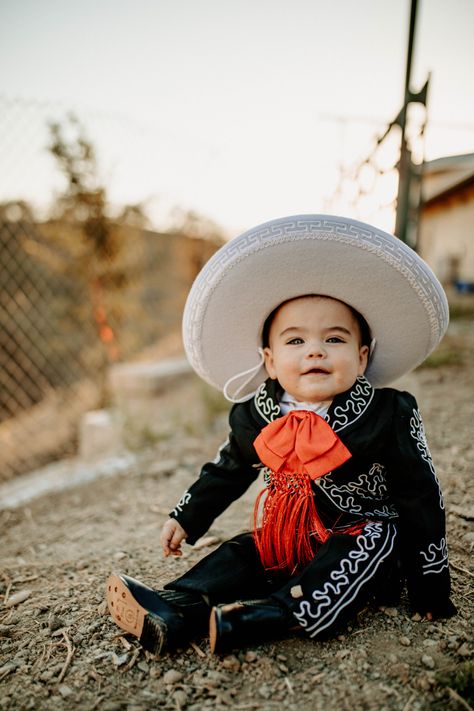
170,375,455,617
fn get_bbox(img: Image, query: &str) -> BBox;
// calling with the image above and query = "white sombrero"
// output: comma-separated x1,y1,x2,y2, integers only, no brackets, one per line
182,214,449,400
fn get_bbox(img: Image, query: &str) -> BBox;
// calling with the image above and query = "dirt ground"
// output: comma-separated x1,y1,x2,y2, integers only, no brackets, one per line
1,316,473,711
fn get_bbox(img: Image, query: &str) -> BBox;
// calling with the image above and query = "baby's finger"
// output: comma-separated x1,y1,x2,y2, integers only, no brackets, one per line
170,529,183,551
160,531,173,557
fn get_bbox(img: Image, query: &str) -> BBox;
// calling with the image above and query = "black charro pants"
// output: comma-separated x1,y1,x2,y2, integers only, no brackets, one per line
166,520,399,639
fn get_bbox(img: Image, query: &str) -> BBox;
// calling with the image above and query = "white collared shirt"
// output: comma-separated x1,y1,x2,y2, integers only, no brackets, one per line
279,390,332,418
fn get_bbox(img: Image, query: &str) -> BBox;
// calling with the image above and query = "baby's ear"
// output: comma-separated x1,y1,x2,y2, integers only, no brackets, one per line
263,347,277,379
358,345,370,374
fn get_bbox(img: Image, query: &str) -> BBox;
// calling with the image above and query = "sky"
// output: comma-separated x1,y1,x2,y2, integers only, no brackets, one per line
1,0,473,237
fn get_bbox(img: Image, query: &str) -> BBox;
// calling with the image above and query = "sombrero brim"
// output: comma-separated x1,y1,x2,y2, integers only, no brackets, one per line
182,214,449,396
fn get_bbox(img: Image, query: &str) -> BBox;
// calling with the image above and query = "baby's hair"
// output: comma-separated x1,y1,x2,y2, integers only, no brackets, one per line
261,295,372,349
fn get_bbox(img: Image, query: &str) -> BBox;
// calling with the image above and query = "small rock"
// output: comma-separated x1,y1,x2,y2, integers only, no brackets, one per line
221,655,240,671
172,690,187,707
399,636,411,646
411,613,422,622
137,661,149,673
457,643,471,657
0,663,15,678
207,670,228,682
417,675,430,692
245,651,258,663
58,685,73,698
113,551,127,561
97,600,108,616
112,652,129,667
163,669,183,685
423,639,438,648
389,663,410,684
258,684,272,700
4,590,31,608
40,670,54,682
48,615,65,632
421,654,435,669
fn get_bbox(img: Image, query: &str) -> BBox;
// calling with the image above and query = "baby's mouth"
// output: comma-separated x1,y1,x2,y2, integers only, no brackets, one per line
302,367,330,375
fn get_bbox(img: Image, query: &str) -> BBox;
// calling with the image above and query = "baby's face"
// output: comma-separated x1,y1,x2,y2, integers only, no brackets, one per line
263,296,369,404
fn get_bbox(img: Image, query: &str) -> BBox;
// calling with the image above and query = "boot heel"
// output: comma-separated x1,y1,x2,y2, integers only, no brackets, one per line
106,574,146,637
209,599,291,654
106,573,210,655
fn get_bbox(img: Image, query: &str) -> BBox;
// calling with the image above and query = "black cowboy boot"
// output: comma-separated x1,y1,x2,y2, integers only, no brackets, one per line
106,573,209,655
209,598,294,654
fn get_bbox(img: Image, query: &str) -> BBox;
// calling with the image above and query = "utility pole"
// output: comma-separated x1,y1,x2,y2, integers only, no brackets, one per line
395,0,418,244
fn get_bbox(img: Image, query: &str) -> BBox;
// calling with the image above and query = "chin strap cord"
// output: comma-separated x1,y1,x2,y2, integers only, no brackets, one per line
222,348,265,404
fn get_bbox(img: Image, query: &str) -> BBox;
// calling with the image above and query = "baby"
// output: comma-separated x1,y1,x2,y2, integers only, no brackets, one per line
106,215,456,656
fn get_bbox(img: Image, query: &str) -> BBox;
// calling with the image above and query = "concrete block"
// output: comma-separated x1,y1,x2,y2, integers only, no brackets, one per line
107,358,195,447
79,409,122,461
109,358,192,399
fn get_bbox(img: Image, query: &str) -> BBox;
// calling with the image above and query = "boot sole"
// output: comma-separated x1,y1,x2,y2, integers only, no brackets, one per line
106,574,165,654
209,606,219,654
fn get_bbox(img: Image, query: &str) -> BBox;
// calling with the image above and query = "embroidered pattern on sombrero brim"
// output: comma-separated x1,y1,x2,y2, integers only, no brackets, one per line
183,215,449,391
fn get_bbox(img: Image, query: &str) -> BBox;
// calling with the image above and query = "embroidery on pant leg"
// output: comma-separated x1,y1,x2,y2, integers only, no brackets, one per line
293,521,397,637
419,537,449,575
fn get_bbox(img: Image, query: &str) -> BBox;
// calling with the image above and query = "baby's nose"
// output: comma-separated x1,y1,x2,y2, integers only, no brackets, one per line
306,341,325,357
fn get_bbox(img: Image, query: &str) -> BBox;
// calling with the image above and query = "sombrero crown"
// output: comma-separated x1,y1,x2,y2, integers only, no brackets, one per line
182,214,449,399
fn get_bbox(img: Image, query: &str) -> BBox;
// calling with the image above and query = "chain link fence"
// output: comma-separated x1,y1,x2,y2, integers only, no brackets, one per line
0,96,220,481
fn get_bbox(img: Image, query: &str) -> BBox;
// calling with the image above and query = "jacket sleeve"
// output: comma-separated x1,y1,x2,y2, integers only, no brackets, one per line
168,405,260,545
385,391,456,618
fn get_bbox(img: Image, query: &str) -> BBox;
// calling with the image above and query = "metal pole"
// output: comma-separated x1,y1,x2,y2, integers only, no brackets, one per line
395,0,418,243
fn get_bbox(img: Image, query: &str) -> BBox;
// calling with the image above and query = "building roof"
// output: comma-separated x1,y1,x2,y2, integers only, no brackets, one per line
422,153,474,204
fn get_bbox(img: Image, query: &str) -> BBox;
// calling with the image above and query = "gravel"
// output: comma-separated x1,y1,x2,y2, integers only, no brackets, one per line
0,318,473,710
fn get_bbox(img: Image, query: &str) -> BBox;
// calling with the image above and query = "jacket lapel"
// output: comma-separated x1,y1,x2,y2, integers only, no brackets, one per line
326,375,375,433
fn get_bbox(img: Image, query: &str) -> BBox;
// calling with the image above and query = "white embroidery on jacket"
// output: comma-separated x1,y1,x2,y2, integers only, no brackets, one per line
172,492,191,516
330,376,374,432
212,439,230,464
254,382,280,423
294,521,396,636
318,464,397,518
419,537,449,575
409,409,444,510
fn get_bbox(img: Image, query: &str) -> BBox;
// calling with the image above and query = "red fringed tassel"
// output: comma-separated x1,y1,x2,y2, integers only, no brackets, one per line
253,468,331,574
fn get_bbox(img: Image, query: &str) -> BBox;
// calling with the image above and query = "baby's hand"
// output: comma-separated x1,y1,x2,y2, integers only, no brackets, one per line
160,518,187,558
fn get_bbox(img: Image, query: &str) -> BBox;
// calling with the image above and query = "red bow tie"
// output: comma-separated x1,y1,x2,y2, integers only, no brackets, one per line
254,410,351,479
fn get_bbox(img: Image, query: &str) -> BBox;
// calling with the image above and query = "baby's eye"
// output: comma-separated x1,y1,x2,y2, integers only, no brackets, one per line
326,336,345,344
286,337,304,345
